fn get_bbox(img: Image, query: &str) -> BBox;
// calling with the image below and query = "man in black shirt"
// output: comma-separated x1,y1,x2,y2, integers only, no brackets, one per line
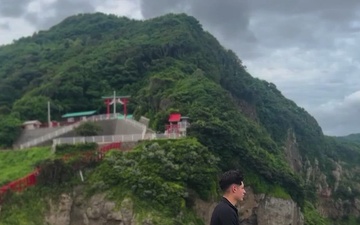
210,170,245,225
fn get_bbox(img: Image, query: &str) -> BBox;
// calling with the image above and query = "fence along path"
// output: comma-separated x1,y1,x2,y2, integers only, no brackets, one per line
19,114,121,149
0,142,121,204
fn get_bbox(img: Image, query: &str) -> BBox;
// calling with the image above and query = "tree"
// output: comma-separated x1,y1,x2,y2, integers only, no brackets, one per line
0,114,21,148
74,121,102,136
12,96,49,121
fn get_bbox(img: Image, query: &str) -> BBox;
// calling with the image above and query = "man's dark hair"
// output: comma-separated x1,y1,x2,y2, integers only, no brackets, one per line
219,169,244,191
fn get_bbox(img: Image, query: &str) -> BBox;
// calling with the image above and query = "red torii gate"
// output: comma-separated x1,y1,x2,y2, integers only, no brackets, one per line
101,95,130,118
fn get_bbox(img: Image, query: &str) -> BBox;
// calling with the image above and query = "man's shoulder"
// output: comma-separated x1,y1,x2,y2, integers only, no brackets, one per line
210,200,239,225
213,200,236,214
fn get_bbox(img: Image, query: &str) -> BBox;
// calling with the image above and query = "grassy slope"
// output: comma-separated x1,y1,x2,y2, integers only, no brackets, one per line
0,147,53,185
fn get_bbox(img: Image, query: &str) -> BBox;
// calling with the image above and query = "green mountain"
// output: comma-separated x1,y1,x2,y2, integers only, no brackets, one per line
1,12,360,225
335,133,360,144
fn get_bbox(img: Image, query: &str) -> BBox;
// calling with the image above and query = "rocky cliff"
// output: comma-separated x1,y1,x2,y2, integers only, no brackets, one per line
45,187,139,225
283,128,360,223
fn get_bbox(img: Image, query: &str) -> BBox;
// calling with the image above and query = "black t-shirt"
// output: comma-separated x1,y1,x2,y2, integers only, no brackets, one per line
210,197,239,225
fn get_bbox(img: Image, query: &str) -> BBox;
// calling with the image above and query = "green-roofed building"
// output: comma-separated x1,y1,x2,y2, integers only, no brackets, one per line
62,110,97,122
117,114,133,120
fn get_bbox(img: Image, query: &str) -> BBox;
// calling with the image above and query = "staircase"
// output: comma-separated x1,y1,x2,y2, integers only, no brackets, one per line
18,122,81,149
17,114,120,149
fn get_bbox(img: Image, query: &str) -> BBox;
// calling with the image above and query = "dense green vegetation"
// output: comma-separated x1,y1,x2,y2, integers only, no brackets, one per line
0,139,216,225
323,136,360,200
74,121,103,136
335,133,360,144
328,135,360,163
89,138,218,224
0,114,21,148
55,142,98,155
0,187,49,225
303,201,330,225
1,12,360,224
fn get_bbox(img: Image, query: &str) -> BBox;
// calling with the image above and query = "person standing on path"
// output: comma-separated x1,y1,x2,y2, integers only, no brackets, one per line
210,169,246,225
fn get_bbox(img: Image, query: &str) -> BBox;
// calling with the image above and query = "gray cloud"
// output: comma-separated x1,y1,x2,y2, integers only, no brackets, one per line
191,0,253,39
244,40,360,136
139,0,183,18
140,0,360,54
140,0,258,58
248,0,360,53
24,0,96,29
245,1,360,135
0,0,33,17
249,0,360,16
310,91,360,136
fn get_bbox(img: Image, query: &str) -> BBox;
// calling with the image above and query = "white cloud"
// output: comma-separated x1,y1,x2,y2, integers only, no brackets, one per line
0,18,36,45
311,91,360,135
95,0,142,19
0,0,141,44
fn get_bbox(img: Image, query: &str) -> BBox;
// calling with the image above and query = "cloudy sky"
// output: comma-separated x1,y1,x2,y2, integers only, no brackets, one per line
1,0,360,136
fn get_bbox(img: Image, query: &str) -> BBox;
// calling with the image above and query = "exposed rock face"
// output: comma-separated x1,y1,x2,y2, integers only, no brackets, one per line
331,161,342,192
284,128,302,173
256,196,303,225
72,193,135,225
45,187,146,225
233,97,258,122
317,197,360,219
45,193,73,225
194,187,304,225
284,128,336,198
286,129,360,221
193,197,217,225
305,157,346,198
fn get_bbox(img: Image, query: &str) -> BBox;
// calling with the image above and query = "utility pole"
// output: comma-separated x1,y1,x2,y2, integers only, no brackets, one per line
113,90,116,118
48,101,52,128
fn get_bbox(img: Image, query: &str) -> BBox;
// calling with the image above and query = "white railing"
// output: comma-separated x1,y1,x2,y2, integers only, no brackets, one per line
87,113,120,121
19,114,119,149
19,122,81,149
52,132,182,147
53,133,151,146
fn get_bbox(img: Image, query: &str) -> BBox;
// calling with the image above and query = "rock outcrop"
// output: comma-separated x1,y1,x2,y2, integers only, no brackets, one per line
46,193,73,225
45,187,147,225
255,196,303,225
317,197,360,219
284,129,302,173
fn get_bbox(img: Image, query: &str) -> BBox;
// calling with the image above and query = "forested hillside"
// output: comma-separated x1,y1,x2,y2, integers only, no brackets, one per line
1,12,360,225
